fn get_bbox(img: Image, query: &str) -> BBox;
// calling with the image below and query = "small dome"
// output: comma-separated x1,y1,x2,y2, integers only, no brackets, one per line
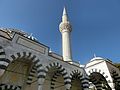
90,57,104,61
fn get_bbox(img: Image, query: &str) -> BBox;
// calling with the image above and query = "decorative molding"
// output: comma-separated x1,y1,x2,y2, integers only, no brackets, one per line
111,70,120,88
88,68,112,89
0,46,9,70
6,52,46,85
59,22,72,33
70,70,89,89
26,66,37,85
16,37,46,54
45,62,71,89
0,84,21,90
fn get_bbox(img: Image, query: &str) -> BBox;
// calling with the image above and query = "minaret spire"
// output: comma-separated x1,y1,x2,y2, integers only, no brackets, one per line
59,7,72,62
62,7,69,23
63,7,67,15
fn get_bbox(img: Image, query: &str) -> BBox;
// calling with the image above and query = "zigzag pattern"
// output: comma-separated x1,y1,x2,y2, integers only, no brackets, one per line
95,83,102,90
26,66,37,85
89,69,112,90
111,70,120,89
50,71,61,89
0,84,21,90
0,51,47,86
9,52,46,84
89,76,103,90
46,62,71,89
0,46,10,70
88,69,109,81
70,70,89,89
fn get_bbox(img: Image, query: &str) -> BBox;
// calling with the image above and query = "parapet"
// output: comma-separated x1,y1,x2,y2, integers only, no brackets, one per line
0,28,49,56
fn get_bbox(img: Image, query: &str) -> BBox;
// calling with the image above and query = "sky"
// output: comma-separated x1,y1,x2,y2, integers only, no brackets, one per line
0,0,120,64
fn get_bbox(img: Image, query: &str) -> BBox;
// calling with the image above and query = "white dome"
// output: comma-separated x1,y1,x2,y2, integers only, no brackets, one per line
90,57,104,61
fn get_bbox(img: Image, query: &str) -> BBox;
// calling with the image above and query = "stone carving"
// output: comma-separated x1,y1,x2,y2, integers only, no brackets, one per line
59,22,72,32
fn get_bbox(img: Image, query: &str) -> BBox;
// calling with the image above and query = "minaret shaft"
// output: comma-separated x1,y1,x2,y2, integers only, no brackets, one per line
62,30,72,61
59,7,72,61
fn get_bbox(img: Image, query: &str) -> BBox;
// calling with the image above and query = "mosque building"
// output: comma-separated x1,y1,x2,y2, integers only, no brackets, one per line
0,7,120,90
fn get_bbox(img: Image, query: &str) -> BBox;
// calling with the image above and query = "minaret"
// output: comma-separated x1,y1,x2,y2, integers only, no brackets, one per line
59,7,72,61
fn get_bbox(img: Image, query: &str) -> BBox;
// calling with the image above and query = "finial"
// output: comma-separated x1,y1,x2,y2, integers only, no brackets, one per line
49,48,52,53
94,53,96,58
62,6,68,22
63,6,67,16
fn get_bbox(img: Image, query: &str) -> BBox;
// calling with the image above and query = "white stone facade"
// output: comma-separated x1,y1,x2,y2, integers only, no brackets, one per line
0,29,89,90
85,57,120,90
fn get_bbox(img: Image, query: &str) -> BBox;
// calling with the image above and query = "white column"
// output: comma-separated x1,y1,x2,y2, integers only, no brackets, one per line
37,78,45,90
38,84,43,90
65,83,71,90
62,30,72,61
59,7,72,62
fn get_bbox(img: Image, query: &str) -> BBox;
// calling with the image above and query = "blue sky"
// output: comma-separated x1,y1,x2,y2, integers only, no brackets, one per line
0,0,120,64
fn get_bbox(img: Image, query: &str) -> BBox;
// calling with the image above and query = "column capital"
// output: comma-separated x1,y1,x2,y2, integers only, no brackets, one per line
59,22,72,33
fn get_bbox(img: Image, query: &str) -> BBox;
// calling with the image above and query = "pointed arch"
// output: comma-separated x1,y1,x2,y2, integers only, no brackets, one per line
111,69,120,89
0,51,46,88
88,68,111,90
8,52,46,84
0,46,9,70
0,46,10,77
26,65,37,85
88,68,110,82
70,70,89,90
44,62,71,90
